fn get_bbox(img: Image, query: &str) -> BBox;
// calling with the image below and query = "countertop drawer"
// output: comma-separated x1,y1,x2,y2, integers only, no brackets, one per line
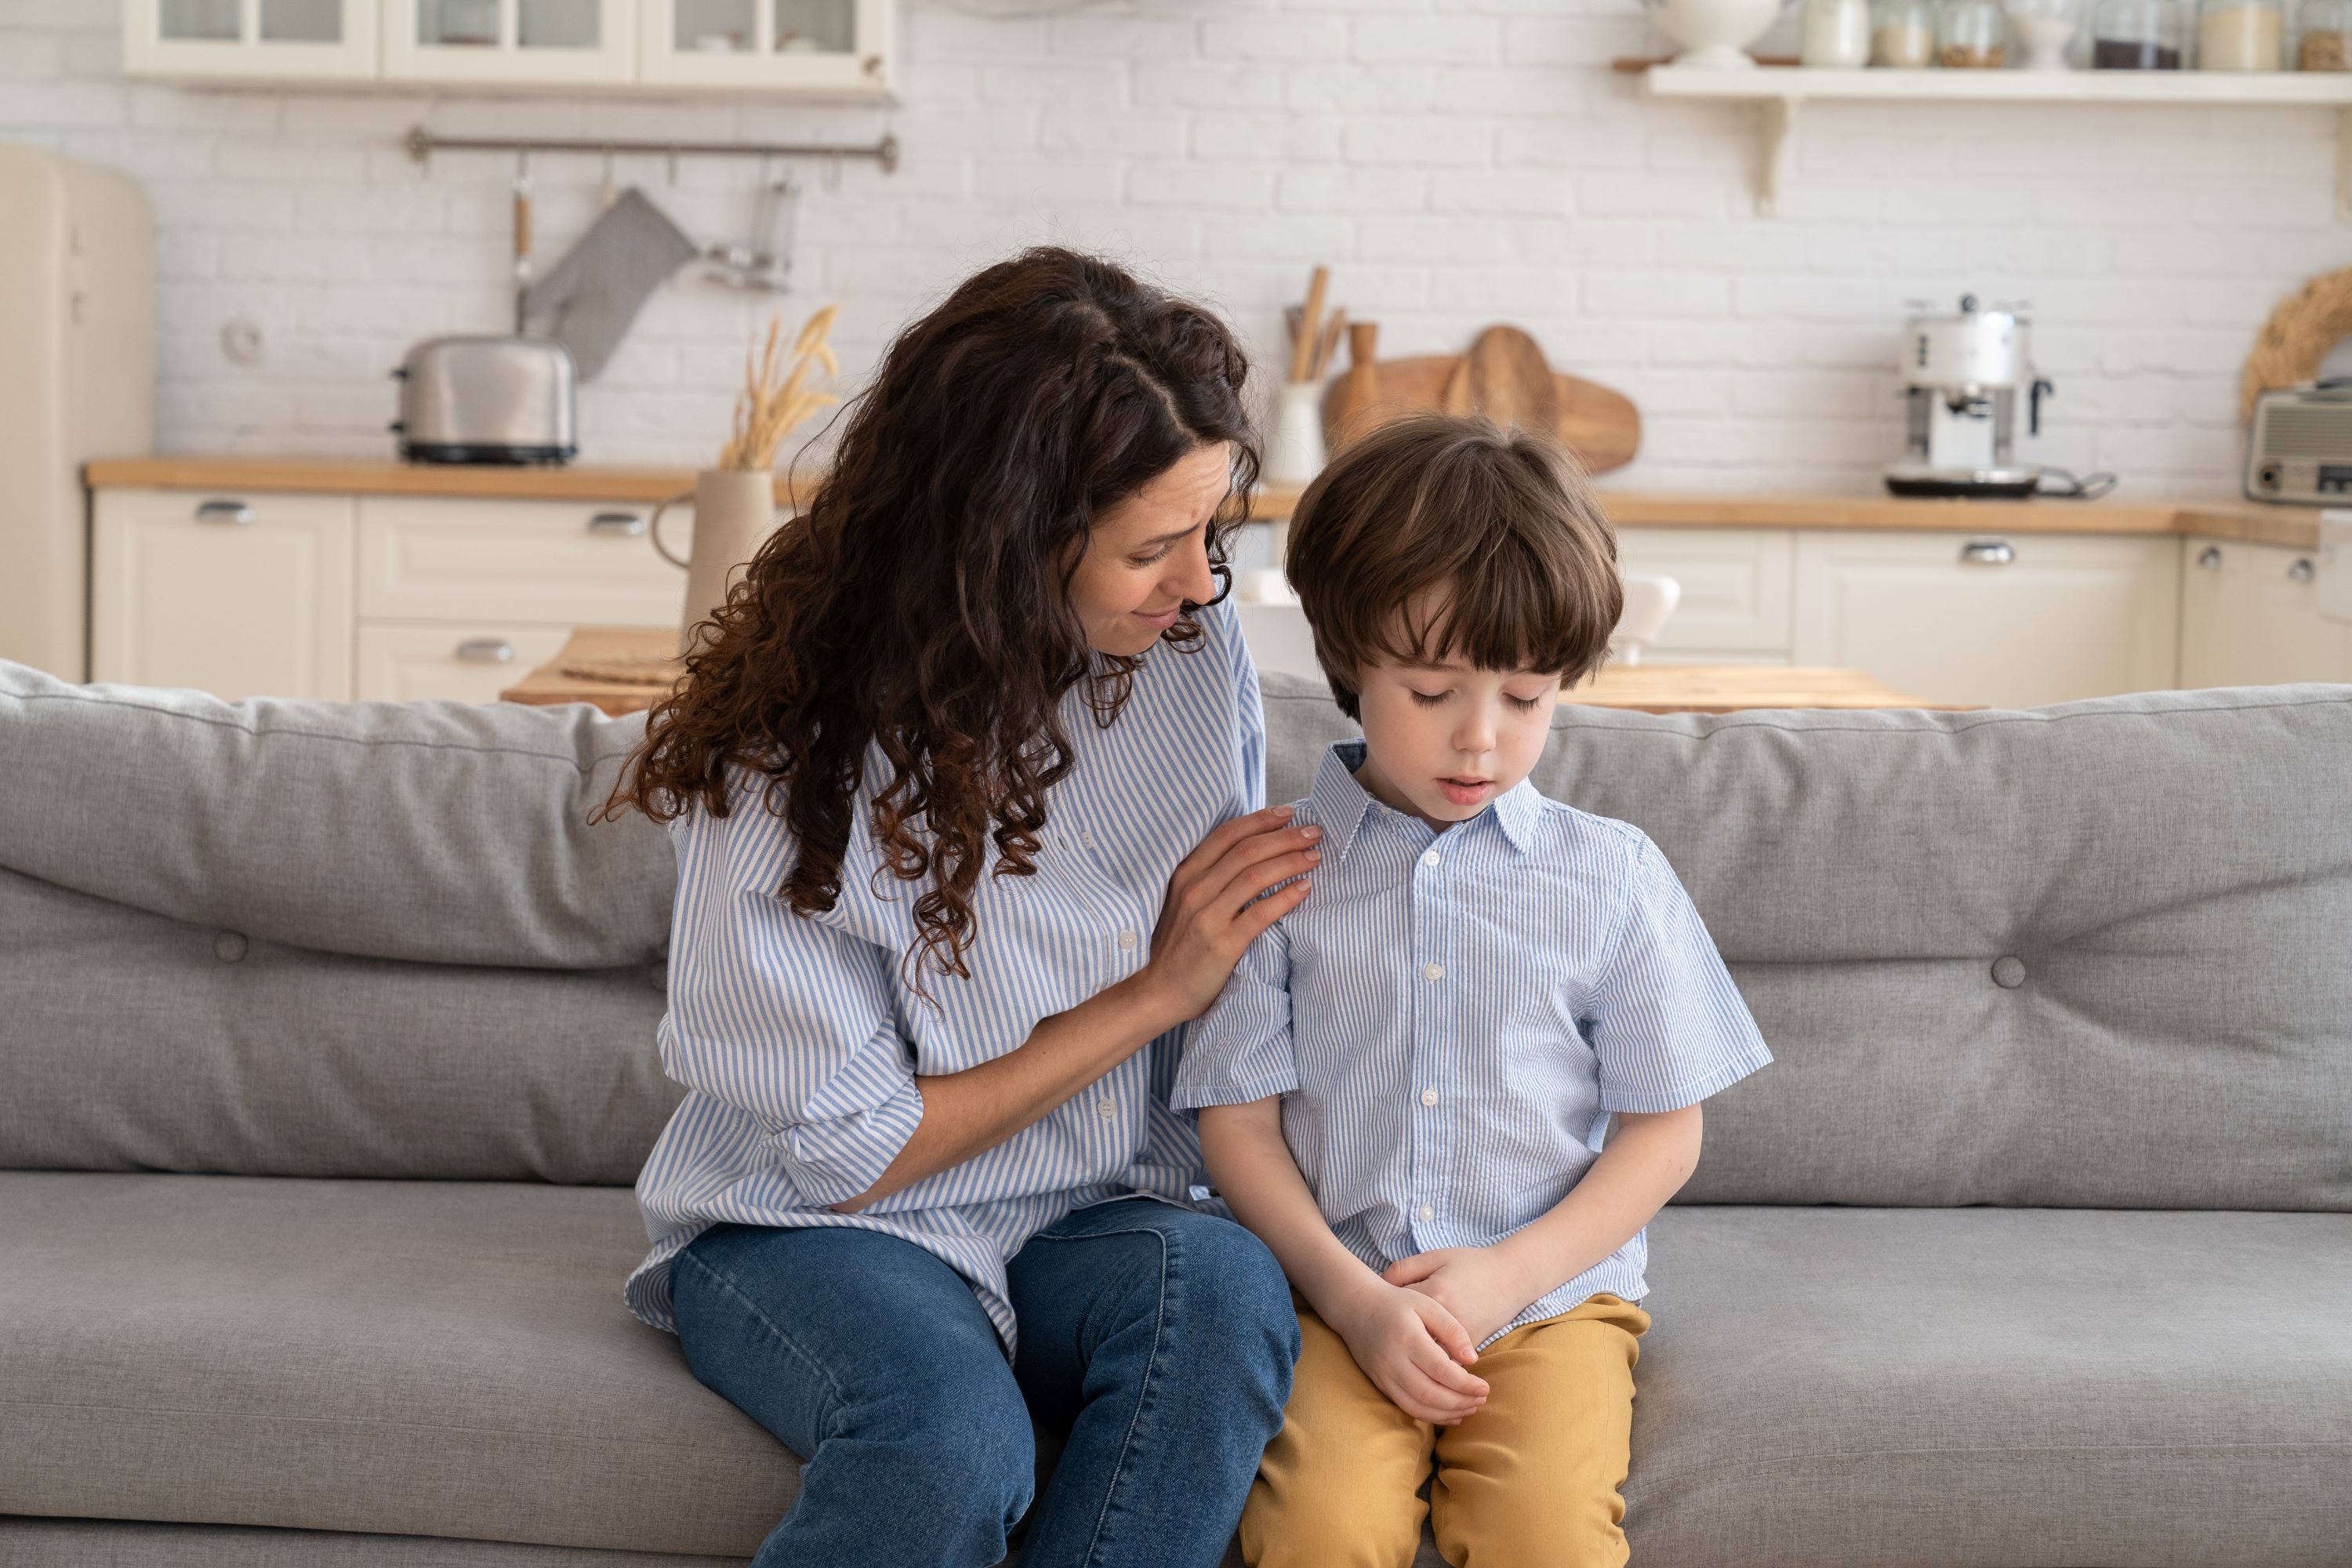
358,495,686,626
354,623,575,704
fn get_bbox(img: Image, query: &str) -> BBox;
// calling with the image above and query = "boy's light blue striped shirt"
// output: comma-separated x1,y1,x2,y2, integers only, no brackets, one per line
1173,739,1772,1348
622,601,1264,1356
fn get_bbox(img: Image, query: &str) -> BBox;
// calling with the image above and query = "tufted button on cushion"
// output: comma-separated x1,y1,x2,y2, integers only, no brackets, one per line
212,931,249,964
1991,955,2027,989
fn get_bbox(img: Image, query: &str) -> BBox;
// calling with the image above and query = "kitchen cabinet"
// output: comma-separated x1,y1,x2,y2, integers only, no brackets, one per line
1614,527,1795,663
122,0,379,81
90,484,688,706
1791,530,2181,709
637,0,891,93
2178,536,2352,687
380,0,633,85
122,0,889,92
93,490,357,701
355,623,574,701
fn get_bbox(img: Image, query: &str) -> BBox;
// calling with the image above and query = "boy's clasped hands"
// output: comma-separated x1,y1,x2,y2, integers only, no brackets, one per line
1327,1239,1548,1425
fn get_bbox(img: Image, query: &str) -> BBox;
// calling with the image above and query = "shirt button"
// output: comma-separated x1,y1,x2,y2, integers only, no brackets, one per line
1424,962,1443,982
1422,850,1440,867
1117,929,1138,950
1417,1204,1435,1222
1081,831,1097,849
1420,1088,1439,1107
1096,1099,1117,1121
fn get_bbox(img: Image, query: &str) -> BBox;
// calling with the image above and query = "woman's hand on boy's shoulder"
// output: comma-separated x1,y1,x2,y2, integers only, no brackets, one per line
1324,1275,1490,1426
1139,804,1319,1021
1381,1246,1534,1351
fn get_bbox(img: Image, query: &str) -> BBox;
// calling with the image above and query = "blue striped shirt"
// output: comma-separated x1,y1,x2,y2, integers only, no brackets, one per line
1172,739,1771,1348
623,600,1264,1355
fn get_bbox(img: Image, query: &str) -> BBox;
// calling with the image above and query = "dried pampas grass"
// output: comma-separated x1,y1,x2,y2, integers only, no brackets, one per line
719,304,840,471
2241,266,2352,420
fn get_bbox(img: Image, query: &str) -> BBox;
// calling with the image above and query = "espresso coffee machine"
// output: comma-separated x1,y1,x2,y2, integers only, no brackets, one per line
1885,294,2055,499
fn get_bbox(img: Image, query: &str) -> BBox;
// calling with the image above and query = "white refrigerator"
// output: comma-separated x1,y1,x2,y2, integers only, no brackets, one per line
0,144,154,681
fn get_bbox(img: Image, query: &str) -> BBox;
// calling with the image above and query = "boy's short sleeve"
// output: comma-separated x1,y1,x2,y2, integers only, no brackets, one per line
1585,833,1773,1119
1171,918,1298,1109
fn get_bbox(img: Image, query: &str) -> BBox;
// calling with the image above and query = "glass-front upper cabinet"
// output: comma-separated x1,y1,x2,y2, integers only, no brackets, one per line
379,0,633,83
637,0,891,94
122,0,379,79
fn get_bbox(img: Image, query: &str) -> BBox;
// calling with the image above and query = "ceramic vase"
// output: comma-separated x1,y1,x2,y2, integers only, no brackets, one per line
652,469,782,658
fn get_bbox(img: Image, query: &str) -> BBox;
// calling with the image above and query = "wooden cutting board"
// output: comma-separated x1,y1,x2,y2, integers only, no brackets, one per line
1323,329,1640,474
1442,325,1560,434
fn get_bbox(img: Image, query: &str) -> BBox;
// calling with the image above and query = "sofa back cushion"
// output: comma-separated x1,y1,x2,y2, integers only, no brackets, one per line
7,662,2349,1206
0,662,677,1181
1262,674,2352,1212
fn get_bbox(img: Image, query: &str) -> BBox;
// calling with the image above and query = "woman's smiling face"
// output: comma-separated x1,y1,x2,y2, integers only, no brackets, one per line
1069,441,1232,657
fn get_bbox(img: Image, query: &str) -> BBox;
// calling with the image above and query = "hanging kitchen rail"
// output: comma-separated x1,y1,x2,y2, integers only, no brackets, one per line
403,125,899,175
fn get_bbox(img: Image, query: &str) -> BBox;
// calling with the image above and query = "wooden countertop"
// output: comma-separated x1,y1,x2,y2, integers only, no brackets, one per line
82,456,814,506
503,627,1952,716
84,456,2325,550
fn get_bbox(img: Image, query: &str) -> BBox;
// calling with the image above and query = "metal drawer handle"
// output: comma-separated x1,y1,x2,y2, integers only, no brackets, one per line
2288,557,2317,583
1960,539,2016,565
586,511,646,538
455,637,517,664
2196,545,2223,571
194,499,253,526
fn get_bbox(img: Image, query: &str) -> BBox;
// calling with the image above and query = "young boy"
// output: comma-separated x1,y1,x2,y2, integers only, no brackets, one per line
1174,412,1772,1568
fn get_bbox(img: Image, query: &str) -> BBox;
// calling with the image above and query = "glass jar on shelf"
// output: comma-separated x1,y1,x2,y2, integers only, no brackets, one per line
1938,0,2009,62
2298,0,2352,65
1873,0,1941,60
1804,0,1875,64
2197,0,2285,65
2092,0,2190,62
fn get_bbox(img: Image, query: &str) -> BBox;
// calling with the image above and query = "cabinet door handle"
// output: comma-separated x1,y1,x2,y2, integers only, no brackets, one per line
586,511,646,538
2288,557,2317,583
455,637,517,664
2196,545,2223,571
1960,539,2016,565
194,499,253,526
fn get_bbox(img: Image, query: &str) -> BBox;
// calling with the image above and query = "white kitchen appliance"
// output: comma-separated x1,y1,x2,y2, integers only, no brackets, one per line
1886,294,2053,499
0,145,154,681
2244,383,2352,505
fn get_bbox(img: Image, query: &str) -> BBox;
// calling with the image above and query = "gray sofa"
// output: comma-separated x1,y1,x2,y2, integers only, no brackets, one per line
2,657,2348,1568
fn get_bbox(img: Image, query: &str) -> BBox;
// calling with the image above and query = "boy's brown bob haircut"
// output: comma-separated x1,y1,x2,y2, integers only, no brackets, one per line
1284,412,1622,720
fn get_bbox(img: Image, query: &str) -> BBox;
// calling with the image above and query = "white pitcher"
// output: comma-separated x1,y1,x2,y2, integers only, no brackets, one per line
650,469,782,658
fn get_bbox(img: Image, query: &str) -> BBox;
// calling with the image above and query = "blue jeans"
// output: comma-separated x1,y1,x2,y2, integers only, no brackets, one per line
670,1198,1298,1568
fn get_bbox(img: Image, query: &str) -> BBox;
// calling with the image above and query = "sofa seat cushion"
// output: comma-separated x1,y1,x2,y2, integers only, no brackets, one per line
0,1173,789,1557
1634,1206,2352,1567
9,1180,2350,1566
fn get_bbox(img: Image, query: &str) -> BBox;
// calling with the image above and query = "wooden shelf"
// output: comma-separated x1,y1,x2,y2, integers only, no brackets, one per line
1628,61,2352,217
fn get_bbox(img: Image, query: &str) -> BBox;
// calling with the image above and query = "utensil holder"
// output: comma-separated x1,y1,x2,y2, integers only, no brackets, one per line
651,469,781,658
1265,382,1327,486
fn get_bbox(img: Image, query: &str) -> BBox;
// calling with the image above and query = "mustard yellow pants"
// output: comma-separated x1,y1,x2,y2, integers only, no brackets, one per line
1239,1292,1650,1568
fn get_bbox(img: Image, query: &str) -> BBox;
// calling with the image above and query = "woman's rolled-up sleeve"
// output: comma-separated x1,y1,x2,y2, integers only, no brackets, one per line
662,869,924,1209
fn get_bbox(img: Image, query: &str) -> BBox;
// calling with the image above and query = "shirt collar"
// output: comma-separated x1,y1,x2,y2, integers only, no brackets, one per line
1305,739,1544,863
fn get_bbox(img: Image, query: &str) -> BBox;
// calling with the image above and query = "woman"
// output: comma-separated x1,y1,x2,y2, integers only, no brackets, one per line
609,248,1322,1568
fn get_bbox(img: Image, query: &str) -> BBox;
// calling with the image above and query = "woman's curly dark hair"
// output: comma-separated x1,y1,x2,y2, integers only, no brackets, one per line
602,247,1261,989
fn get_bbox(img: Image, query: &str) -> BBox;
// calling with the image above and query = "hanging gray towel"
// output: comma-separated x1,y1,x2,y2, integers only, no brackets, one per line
520,188,699,382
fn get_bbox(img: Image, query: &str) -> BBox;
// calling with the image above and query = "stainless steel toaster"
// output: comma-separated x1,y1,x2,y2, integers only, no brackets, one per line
390,336,577,465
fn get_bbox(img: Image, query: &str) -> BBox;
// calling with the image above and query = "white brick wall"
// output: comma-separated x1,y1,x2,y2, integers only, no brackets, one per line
2,0,2336,496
